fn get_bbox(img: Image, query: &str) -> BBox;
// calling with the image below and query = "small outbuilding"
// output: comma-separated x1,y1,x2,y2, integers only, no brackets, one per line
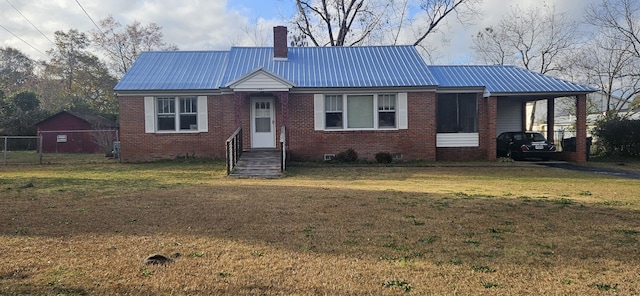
36,111,118,154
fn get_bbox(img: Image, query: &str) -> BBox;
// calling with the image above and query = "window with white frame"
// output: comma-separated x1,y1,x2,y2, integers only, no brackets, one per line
378,94,396,128
347,95,374,128
319,93,401,130
179,97,198,130
144,96,207,133
325,95,343,129
157,97,176,131
156,97,198,131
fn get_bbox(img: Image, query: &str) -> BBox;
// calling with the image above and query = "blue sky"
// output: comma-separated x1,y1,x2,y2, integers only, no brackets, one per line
0,0,600,63
228,0,293,21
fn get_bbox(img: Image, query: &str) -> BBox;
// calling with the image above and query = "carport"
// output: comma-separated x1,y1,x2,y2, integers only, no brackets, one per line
428,65,596,163
495,94,590,162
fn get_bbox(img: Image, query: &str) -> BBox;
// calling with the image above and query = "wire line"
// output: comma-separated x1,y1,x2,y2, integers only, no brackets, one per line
75,0,104,35
0,23,46,57
5,0,55,45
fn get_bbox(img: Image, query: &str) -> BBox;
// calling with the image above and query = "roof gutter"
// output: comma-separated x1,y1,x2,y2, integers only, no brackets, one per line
114,89,222,97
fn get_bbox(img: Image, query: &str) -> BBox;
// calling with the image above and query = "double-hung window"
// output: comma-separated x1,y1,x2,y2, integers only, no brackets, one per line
325,95,343,129
179,97,198,130
378,94,396,128
144,96,207,133
157,97,198,131
319,94,402,130
157,97,176,131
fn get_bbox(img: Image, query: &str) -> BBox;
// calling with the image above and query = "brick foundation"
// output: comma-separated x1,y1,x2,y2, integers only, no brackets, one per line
436,147,486,161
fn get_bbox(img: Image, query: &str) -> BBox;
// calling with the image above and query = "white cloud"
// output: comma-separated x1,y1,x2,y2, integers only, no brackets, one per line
0,0,600,64
0,0,286,60
427,0,601,64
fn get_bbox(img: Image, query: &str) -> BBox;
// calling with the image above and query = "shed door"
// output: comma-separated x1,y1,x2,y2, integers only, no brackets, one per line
251,98,276,148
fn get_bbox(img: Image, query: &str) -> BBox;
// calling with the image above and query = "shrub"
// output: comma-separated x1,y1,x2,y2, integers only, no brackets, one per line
336,148,358,162
593,115,640,157
375,152,393,163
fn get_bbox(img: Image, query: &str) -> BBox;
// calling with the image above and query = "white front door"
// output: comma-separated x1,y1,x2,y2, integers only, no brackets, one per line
251,97,276,148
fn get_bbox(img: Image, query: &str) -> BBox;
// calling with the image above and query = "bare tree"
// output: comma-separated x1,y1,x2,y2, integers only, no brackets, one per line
471,4,579,130
581,0,640,117
589,0,640,59
293,0,389,46
92,126,118,156
91,16,178,78
233,21,273,47
473,4,577,74
291,0,480,47
388,0,411,45
412,0,480,46
471,27,511,65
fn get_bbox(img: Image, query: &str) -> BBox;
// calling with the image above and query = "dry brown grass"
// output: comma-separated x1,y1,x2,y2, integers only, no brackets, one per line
1,159,639,295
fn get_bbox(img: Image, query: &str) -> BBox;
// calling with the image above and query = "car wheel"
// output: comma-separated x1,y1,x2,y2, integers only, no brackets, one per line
508,151,523,161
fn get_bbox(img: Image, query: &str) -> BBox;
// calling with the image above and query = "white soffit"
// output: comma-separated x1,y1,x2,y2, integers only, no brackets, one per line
227,68,294,92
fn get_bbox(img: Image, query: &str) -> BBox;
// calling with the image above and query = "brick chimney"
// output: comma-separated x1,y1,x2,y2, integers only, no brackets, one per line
273,26,288,60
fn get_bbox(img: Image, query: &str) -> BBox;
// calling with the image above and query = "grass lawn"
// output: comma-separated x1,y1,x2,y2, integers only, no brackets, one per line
585,155,640,172
1,157,639,294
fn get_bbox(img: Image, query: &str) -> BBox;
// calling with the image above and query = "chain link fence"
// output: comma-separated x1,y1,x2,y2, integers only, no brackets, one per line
2,136,41,165
2,129,119,165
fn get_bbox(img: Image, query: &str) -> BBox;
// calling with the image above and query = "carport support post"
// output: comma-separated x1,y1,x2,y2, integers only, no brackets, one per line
546,97,555,143
574,94,587,163
485,96,497,161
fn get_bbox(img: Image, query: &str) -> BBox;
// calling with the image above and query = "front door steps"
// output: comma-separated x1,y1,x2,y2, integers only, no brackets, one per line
229,149,281,178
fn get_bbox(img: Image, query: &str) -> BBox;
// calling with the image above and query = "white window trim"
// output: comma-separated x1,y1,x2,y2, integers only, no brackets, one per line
313,93,408,131
144,96,208,133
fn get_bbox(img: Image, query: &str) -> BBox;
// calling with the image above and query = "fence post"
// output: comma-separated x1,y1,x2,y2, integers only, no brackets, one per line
39,135,43,164
115,130,121,163
3,137,7,165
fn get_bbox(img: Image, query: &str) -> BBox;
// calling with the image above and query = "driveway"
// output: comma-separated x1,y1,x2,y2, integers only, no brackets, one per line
539,162,640,180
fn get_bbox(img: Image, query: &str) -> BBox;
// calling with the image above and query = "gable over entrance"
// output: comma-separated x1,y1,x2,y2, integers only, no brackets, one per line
227,68,294,92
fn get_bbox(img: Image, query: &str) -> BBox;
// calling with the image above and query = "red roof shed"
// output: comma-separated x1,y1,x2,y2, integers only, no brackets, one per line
36,111,118,154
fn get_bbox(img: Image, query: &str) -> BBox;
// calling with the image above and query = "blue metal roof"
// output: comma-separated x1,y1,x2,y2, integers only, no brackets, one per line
114,51,229,91
222,46,438,87
427,65,597,94
114,47,596,94
115,46,438,91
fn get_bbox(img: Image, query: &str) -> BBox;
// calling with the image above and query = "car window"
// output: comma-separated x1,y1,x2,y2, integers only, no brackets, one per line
529,133,546,141
513,133,524,141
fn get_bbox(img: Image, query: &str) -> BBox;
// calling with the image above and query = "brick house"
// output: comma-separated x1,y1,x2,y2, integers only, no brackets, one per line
114,26,595,163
